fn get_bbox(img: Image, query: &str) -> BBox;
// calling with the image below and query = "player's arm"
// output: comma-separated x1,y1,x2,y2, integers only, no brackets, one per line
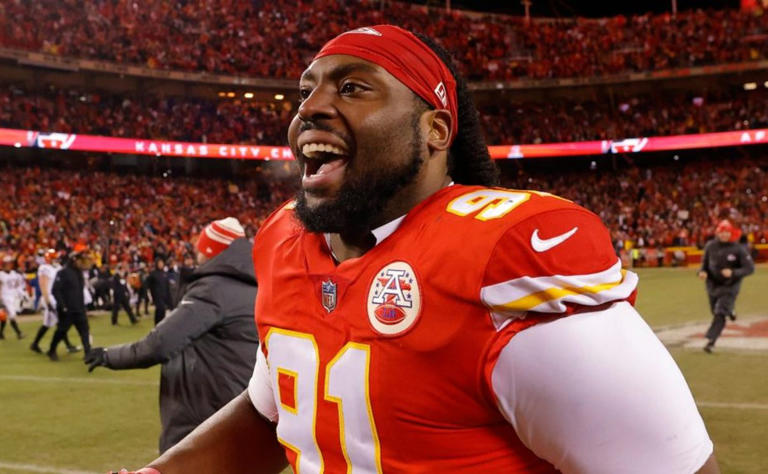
90,282,222,370
489,302,716,474
697,244,709,280
39,273,51,306
51,272,68,312
482,205,715,473
144,349,286,473
145,391,286,474
732,246,754,279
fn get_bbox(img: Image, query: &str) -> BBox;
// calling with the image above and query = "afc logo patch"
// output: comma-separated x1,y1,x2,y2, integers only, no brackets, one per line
321,279,337,313
367,261,422,336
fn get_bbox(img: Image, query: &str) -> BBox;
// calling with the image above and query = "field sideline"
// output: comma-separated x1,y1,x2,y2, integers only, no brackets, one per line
0,266,766,473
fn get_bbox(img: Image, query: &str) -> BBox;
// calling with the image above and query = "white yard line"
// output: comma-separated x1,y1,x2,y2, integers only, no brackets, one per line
697,401,768,410
0,374,157,386
0,461,97,474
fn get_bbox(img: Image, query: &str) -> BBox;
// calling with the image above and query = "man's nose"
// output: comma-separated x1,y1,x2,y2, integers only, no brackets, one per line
297,86,337,122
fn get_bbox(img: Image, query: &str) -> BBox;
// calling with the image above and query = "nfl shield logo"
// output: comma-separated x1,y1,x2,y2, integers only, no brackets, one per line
321,280,337,313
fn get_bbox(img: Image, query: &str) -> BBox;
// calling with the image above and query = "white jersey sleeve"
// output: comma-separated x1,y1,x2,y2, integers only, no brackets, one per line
248,347,278,422
491,301,713,474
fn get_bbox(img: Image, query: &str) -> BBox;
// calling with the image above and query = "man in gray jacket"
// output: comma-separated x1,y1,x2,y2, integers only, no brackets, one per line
698,219,754,353
85,217,259,453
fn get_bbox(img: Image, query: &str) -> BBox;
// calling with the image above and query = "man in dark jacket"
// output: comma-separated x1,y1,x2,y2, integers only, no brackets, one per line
85,218,259,453
111,263,137,325
145,258,172,325
134,263,150,317
698,220,755,353
48,244,92,361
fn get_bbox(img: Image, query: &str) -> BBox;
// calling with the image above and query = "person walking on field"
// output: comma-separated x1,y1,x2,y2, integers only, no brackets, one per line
48,244,92,360
698,219,754,353
0,255,25,339
145,258,172,325
111,263,138,325
30,249,79,354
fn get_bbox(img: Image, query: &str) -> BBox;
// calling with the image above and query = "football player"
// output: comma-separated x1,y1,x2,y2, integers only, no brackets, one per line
0,255,24,339
125,26,718,474
30,249,79,354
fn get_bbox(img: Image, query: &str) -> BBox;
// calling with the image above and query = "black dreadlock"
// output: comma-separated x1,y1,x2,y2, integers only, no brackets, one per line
414,32,499,187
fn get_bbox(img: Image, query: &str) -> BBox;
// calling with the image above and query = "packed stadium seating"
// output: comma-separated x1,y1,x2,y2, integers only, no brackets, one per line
0,84,292,145
2,84,766,146
0,165,296,272
0,0,766,81
2,152,766,272
1,3,767,270
501,154,768,253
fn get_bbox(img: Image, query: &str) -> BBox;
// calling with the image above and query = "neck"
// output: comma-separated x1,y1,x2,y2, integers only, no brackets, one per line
328,176,452,262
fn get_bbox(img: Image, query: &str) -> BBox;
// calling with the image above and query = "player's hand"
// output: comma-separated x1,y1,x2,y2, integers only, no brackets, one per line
85,347,108,372
721,268,733,278
697,271,707,280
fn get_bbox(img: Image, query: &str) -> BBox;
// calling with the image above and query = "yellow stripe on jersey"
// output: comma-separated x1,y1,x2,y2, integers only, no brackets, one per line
481,260,638,330
495,270,626,312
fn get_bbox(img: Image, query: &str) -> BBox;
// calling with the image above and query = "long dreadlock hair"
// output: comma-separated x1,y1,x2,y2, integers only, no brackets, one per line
415,32,499,187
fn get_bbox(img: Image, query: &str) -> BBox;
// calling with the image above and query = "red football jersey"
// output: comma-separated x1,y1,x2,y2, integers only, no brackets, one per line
252,185,637,473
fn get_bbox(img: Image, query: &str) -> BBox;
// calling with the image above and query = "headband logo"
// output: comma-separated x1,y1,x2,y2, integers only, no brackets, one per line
343,27,382,37
434,82,448,107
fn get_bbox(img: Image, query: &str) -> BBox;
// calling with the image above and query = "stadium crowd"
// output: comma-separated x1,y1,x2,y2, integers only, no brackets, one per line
481,91,768,144
0,85,292,146
0,0,766,81
1,154,766,276
502,155,768,254
0,165,295,276
2,84,767,146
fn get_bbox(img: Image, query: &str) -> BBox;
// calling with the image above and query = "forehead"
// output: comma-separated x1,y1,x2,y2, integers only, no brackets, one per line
301,54,409,91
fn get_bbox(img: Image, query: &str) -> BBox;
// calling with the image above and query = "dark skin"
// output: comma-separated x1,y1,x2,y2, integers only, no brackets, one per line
144,54,720,473
290,55,453,261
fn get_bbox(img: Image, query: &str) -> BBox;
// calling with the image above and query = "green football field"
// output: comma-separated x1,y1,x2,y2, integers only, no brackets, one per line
0,266,766,473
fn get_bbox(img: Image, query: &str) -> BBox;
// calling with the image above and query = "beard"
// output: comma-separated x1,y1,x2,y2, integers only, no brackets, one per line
294,116,424,234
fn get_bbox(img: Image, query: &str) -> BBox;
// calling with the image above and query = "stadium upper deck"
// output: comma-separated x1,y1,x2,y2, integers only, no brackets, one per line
0,0,766,81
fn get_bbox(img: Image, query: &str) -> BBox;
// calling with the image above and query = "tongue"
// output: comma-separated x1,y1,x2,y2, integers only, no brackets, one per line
314,157,346,176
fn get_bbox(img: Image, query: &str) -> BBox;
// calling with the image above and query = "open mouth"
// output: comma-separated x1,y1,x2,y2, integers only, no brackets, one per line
301,142,350,179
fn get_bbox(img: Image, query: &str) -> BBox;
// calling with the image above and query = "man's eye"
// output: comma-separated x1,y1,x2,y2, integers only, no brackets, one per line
340,82,363,94
298,88,311,101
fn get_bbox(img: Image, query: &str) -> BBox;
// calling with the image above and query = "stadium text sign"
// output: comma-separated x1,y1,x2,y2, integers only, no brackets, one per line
1,127,768,160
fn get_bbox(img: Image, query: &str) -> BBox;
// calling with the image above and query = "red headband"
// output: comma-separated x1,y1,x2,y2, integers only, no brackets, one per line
314,25,458,142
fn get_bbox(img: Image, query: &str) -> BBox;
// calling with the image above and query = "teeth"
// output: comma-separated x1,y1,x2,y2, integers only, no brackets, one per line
301,142,347,159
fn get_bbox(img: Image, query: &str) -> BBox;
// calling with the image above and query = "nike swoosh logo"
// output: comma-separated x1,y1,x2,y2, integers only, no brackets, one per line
531,227,579,252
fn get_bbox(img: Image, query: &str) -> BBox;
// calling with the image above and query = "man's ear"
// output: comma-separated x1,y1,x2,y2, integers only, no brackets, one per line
424,109,453,153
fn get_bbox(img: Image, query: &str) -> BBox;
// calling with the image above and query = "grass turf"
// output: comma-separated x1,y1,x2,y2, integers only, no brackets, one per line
0,266,765,473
